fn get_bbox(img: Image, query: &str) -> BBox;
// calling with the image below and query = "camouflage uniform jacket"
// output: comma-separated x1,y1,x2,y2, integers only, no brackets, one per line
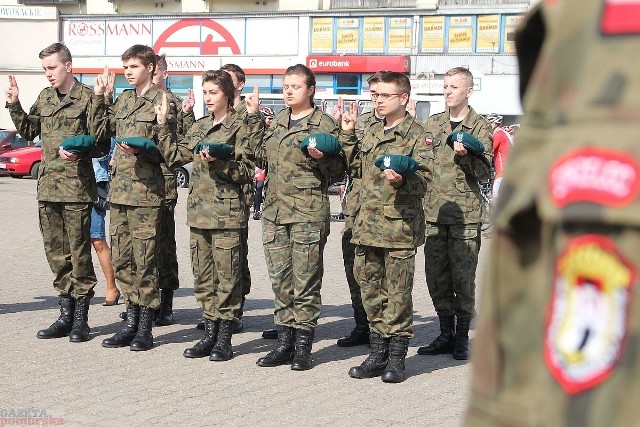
422,106,492,224
342,112,431,249
6,78,109,202
161,89,196,201
107,85,177,207
344,111,382,228
158,109,256,229
256,106,346,224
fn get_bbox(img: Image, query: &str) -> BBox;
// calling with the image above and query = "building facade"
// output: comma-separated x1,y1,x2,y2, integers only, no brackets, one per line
0,0,536,127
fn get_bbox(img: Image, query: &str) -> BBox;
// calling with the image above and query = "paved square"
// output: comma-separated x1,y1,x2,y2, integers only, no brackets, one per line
0,177,486,426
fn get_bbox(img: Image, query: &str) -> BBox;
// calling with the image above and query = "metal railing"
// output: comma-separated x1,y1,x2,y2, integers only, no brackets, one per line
331,0,417,9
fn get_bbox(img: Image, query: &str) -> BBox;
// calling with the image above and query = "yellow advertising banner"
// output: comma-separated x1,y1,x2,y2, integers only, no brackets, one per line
421,16,444,53
388,28,411,53
448,27,473,53
311,18,333,53
337,28,359,53
477,15,500,52
503,15,524,53
363,16,384,53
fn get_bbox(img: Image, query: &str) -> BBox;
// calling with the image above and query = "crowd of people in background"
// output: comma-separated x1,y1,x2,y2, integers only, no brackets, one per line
5,41,516,384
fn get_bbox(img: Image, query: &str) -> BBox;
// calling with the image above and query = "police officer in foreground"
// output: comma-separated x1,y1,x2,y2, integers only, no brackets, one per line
465,1,640,425
5,43,110,343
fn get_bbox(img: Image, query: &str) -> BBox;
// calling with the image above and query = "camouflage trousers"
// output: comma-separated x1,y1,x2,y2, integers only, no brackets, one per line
262,219,329,330
157,199,179,291
109,204,161,310
424,222,481,318
354,245,416,338
38,201,97,299
190,227,242,321
342,227,367,325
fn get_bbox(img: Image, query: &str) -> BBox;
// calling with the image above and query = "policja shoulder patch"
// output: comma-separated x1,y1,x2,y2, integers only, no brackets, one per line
118,137,157,151
446,131,485,156
300,133,342,157
193,142,234,160
374,154,419,177
59,135,96,153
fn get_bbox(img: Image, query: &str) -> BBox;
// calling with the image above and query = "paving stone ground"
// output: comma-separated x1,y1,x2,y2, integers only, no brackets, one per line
0,176,489,427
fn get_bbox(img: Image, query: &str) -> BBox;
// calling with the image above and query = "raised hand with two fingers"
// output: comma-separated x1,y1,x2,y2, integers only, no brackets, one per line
5,75,19,104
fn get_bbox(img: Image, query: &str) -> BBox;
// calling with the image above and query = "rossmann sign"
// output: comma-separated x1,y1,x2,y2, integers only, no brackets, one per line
62,17,300,57
307,55,410,73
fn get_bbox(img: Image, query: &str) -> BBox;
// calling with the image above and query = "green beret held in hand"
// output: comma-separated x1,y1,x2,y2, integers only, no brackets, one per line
118,137,156,151
193,142,234,160
446,131,484,156
374,154,419,177
299,133,342,157
59,135,96,153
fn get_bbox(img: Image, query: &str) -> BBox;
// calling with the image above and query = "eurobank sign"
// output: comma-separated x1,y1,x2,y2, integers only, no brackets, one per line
306,55,410,73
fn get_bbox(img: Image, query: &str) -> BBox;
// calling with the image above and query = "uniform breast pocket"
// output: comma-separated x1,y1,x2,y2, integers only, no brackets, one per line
135,113,156,135
216,185,243,218
292,176,323,211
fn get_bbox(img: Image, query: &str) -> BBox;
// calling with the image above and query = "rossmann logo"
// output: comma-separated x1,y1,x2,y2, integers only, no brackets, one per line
310,60,351,68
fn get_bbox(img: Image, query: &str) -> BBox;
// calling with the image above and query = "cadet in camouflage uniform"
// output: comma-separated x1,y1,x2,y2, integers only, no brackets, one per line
152,54,196,326
339,71,431,383
419,67,493,361
335,73,384,348
101,45,177,352
466,2,640,425
255,64,346,371
5,43,109,343
220,63,265,333
158,70,259,361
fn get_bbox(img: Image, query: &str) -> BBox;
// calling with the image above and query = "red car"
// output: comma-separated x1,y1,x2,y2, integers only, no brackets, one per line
0,130,34,155
0,141,41,179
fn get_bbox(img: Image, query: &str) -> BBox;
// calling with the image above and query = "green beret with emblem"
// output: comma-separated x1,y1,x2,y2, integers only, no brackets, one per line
374,154,419,177
193,142,234,160
59,135,96,153
446,131,484,156
299,133,342,157
118,137,156,151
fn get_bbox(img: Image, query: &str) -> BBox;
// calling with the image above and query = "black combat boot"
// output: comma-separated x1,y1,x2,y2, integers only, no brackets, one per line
155,289,174,326
291,328,315,371
256,326,295,367
184,318,219,358
262,329,277,339
102,305,140,348
37,295,75,339
417,315,455,355
337,303,370,347
130,306,154,351
210,320,234,361
348,333,389,379
68,296,91,342
233,297,245,333
453,316,472,360
381,336,410,383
